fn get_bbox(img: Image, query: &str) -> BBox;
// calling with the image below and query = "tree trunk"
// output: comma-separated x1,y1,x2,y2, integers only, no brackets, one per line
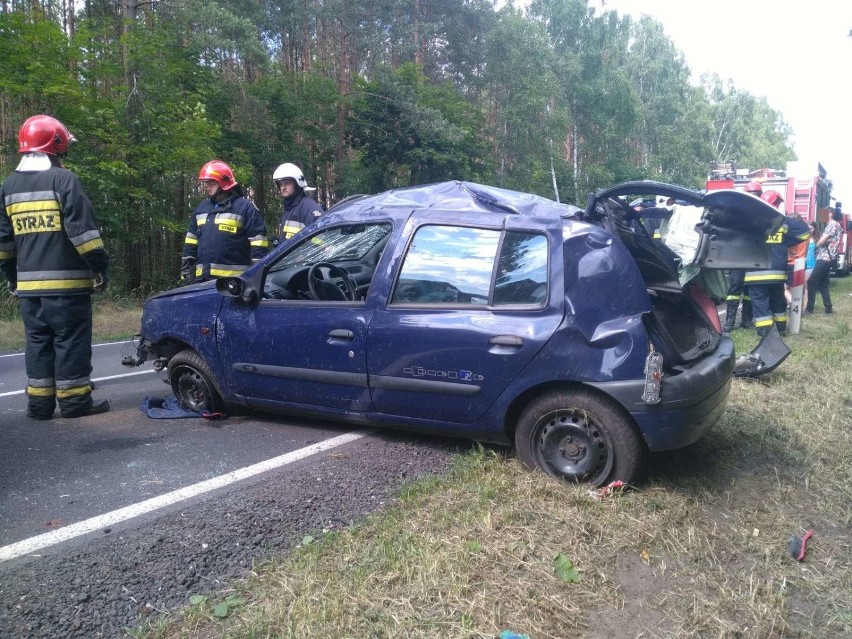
123,0,144,292
253,166,266,216
66,0,75,73
413,0,421,66
335,1,350,173
550,140,560,203
572,107,579,200
302,0,312,72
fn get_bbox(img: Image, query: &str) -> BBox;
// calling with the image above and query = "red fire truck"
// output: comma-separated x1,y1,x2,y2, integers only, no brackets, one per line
707,161,850,276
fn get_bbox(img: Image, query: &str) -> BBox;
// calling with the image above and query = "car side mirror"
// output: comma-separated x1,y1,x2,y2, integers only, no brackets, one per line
216,277,258,304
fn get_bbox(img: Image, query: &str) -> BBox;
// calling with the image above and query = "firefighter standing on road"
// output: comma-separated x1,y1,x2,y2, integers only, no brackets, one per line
273,163,323,242
745,190,810,337
182,161,269,283
723,179,763,333
0,115,110,419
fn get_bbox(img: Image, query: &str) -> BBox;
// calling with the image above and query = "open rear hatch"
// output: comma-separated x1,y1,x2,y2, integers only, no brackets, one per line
584,182,785,374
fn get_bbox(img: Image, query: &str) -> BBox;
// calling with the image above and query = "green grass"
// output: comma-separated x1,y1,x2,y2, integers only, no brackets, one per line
0,296,142,352
133,276,852,639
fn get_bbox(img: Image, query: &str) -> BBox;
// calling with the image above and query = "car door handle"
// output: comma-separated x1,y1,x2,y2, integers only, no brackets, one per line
489,335,524,347
328,329,355,340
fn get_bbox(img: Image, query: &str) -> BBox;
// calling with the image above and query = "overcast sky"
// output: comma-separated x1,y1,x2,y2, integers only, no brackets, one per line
600,0,852,201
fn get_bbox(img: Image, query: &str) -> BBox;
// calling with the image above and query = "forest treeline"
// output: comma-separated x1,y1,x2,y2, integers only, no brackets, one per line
0,0,796,293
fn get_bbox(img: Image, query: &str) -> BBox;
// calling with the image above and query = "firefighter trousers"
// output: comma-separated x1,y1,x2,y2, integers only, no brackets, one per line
725,269,749,302
748,283,788,335
20,295,95,419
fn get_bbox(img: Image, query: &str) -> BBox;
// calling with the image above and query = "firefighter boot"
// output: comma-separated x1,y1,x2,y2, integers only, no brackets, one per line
722,301,738,333
61,398,110,419
740,300,754,329
776,320,787,337
26,393,56,420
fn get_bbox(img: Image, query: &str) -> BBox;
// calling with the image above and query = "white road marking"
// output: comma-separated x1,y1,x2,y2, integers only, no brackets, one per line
0,370,155,398
0,429,373,562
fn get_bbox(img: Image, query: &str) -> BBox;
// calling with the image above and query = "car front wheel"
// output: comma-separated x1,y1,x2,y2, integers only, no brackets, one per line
168,350,225,414
515,388,645,486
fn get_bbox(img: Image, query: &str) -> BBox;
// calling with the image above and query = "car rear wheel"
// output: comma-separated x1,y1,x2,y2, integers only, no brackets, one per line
168,350,224,414
515,388,645,487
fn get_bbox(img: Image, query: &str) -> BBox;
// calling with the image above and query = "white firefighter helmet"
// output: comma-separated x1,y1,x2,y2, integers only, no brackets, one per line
656,195,675,211
272,162,308,189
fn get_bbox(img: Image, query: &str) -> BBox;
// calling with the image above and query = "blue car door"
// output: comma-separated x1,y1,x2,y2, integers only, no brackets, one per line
216,297,372,412
366,213,564,424
215,221,395,413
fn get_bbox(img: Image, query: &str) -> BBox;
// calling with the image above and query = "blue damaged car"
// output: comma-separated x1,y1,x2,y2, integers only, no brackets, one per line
127,181,784,485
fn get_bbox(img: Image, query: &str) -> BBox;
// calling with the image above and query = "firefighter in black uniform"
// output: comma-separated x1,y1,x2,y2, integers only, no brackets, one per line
0,115,110,419
745,190,811,337
722,180,763,332
272,162,324,242
181,161,269,283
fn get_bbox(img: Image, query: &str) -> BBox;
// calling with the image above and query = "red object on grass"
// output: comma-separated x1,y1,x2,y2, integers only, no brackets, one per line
787,529,813,561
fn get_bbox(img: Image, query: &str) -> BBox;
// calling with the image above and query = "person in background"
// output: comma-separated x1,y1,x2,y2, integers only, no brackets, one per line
647,195,673,239
784,212,808,308
745,190,810,337
722,179,763,332
0,115,110,419
273,162,323,242
805,207,843,315
182,160,269,283
801,221,818,311
805,222,818,280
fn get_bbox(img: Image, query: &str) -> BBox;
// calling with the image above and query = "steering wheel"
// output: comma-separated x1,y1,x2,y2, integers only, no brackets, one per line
307,262,358,301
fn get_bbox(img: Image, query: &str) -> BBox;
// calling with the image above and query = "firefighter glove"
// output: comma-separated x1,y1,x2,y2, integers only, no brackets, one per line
93,271,109,293
180,256,197,283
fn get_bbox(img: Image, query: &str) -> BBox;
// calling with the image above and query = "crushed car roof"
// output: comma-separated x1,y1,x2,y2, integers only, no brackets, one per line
327,180,585,218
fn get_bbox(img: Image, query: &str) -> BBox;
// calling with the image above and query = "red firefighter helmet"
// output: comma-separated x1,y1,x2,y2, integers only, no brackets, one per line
761,190,784,208
198,160,237,190
17,115,76,155
743,180,763,195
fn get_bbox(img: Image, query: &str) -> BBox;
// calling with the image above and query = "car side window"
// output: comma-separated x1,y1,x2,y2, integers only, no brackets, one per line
493,231,549,305
391,225,547,306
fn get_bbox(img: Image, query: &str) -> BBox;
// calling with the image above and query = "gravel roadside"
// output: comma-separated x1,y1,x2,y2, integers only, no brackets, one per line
0,432,466,638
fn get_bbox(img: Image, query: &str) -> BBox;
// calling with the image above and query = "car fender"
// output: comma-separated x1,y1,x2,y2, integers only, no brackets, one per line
141,289,232,398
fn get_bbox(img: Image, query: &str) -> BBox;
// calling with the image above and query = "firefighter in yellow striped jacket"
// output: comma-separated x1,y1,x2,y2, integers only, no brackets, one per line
181,161,269,283
744,190,811,337
0,115,110,419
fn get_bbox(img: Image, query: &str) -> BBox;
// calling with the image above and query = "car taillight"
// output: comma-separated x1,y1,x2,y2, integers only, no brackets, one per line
689,285,721,333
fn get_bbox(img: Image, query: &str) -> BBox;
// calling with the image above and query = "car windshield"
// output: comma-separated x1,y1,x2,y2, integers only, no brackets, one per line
271,223,392,271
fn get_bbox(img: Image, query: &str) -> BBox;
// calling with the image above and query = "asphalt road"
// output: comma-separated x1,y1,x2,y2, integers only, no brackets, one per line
0,341,464,638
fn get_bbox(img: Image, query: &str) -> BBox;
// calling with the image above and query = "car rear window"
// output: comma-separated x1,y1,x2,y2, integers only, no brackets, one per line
391,225,547,306
494,231,548,305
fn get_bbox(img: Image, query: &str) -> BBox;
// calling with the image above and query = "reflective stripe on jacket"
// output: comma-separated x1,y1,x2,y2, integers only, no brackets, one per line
183,194,269,280
0,164,108,297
